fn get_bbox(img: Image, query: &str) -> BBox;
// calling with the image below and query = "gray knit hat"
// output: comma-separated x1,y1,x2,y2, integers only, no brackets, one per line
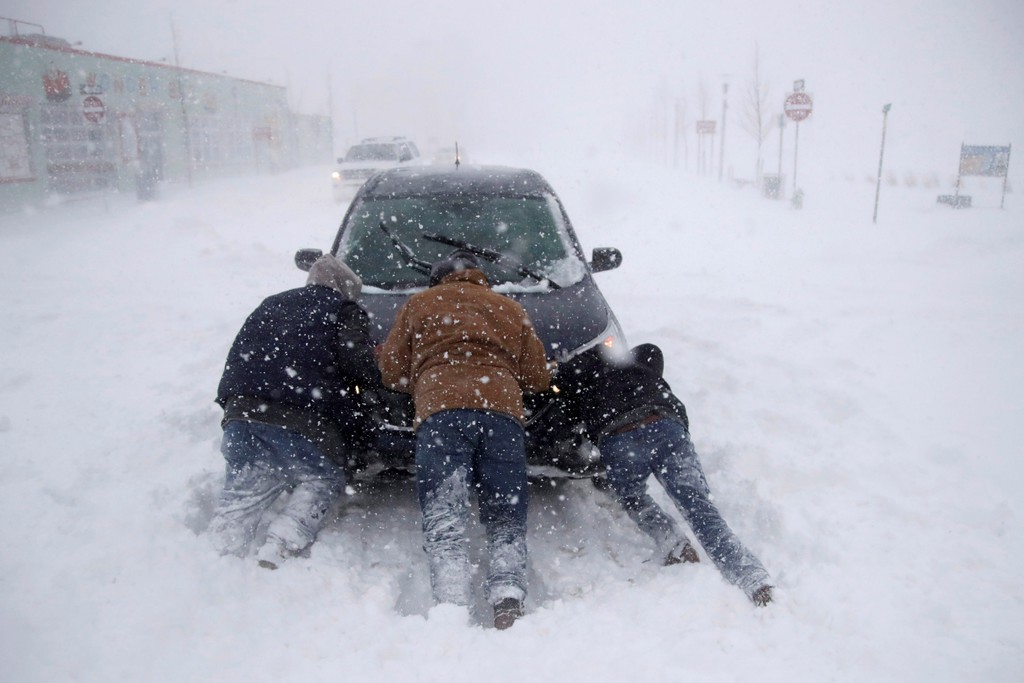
307,254,362,300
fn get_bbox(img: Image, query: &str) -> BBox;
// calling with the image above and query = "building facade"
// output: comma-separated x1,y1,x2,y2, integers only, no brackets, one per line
0,32,331,211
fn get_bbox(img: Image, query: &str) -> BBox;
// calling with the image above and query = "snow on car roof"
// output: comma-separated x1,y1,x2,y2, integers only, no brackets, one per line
360,165,553,198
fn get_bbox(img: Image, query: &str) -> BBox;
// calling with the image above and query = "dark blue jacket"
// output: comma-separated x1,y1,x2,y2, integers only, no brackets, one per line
216,284,381,435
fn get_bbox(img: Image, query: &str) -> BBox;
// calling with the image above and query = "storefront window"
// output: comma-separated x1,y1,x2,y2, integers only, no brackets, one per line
0,112,33,182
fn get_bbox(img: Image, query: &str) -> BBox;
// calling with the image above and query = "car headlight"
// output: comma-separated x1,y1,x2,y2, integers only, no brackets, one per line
564,316,628,361
331,171,341,181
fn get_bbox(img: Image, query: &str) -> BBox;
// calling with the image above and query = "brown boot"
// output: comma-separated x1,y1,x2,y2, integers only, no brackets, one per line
664,541,700,566
493,598,523,630
751,585,774,607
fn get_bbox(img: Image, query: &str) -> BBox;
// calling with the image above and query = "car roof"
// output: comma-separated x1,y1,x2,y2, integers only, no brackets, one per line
359,165,555,199
360,136,413,143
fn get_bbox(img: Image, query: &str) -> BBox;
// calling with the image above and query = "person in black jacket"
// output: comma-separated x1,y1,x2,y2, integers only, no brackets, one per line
209,255,381,569
557,343,774,606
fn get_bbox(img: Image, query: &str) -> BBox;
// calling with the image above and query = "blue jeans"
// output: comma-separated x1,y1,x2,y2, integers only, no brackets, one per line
208,420,345,557
415,410,529,606
600,417,771,598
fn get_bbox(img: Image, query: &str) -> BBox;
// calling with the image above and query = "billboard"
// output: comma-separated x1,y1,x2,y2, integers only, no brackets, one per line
959,145,1011,177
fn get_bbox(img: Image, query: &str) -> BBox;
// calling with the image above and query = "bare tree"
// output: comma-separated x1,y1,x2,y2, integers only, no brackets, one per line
674,97,688,170
696,78,709,120
695,79,710,174
739,44,774,181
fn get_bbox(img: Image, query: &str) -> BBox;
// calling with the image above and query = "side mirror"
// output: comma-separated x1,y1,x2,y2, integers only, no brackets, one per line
590,247,622,273
336,157,345,164
295,248,323,271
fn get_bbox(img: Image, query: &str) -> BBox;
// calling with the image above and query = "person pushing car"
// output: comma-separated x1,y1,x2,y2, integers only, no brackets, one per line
377,249,552,629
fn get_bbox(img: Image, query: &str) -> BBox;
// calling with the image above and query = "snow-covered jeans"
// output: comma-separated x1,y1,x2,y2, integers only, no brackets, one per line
599,417,771,599
415,410,529,607
208,420,345,557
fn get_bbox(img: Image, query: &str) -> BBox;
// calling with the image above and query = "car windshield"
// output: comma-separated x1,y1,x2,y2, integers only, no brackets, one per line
344,144,399,162
337,193,587,290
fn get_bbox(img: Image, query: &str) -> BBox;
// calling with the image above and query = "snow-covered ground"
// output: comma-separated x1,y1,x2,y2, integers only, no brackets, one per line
1,159,1021,681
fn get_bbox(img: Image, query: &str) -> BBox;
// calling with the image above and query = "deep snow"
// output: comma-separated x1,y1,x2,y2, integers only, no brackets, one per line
1,159,1022,681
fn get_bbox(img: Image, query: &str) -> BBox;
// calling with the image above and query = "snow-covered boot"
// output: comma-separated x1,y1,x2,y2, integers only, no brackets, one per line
664,539,700,566
751,584,774,607
428,555,473,606
255,536,304,570
493,598,523,630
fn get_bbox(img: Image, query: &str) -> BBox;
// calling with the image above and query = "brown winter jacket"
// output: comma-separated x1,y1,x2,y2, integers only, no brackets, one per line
378,268,552,428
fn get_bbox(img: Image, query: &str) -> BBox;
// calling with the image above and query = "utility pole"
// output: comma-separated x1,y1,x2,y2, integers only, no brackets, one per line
170,15,192,187
673,100,680,169
326,67,336,162
873,103,892,223
777,114,785,199
718,82,728,182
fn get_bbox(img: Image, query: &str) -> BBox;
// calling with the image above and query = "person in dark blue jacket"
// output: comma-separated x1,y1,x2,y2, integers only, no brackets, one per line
557,343,774,606
209,255,381,569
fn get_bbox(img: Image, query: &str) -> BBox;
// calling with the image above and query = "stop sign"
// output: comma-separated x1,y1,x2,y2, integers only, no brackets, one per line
82,95,106,124
784,92,813,122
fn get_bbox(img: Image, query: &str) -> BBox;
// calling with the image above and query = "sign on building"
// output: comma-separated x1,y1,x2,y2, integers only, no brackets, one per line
81,95,106,124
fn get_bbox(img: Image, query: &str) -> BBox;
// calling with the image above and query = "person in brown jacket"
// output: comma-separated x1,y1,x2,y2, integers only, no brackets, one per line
378,249,551,629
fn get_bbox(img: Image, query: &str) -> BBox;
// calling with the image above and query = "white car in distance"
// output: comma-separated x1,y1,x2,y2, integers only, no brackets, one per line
331,137,422,201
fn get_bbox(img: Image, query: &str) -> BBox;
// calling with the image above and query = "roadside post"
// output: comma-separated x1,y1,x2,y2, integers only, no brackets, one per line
718,83,728,182
873,103,892,224
784,80,813,202
696,120,716,176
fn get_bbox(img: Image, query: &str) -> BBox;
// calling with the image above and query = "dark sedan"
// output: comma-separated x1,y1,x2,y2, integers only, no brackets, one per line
296,164,626,478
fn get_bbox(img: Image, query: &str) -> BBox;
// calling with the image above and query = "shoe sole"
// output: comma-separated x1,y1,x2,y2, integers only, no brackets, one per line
494,600,523,630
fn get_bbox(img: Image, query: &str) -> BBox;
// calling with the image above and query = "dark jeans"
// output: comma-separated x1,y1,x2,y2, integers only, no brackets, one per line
415,409,529,606
600,417,771,598
208,420,345,557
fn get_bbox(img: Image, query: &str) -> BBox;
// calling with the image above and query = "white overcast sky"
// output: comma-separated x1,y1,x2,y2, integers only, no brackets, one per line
5,0,1023,178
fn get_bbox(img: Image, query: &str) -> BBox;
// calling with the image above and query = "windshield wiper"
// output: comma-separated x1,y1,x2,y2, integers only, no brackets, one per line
421,232,560,289
378,221,432,275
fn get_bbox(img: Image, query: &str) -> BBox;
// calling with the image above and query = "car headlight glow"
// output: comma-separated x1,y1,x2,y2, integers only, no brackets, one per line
566,316,628,361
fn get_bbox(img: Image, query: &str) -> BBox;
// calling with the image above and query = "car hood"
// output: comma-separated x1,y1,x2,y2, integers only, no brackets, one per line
359,276,614,358
338,160,399,171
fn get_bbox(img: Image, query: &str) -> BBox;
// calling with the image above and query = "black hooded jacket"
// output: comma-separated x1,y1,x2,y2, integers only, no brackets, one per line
555,343,688,443
216,284,382,450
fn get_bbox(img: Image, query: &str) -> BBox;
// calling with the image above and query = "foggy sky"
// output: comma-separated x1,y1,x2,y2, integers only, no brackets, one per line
6,0,1023,180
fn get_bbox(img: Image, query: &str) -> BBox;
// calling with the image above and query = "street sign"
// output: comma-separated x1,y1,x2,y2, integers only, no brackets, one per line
784,92,812,122
696,120,716,134
82,95,106,123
